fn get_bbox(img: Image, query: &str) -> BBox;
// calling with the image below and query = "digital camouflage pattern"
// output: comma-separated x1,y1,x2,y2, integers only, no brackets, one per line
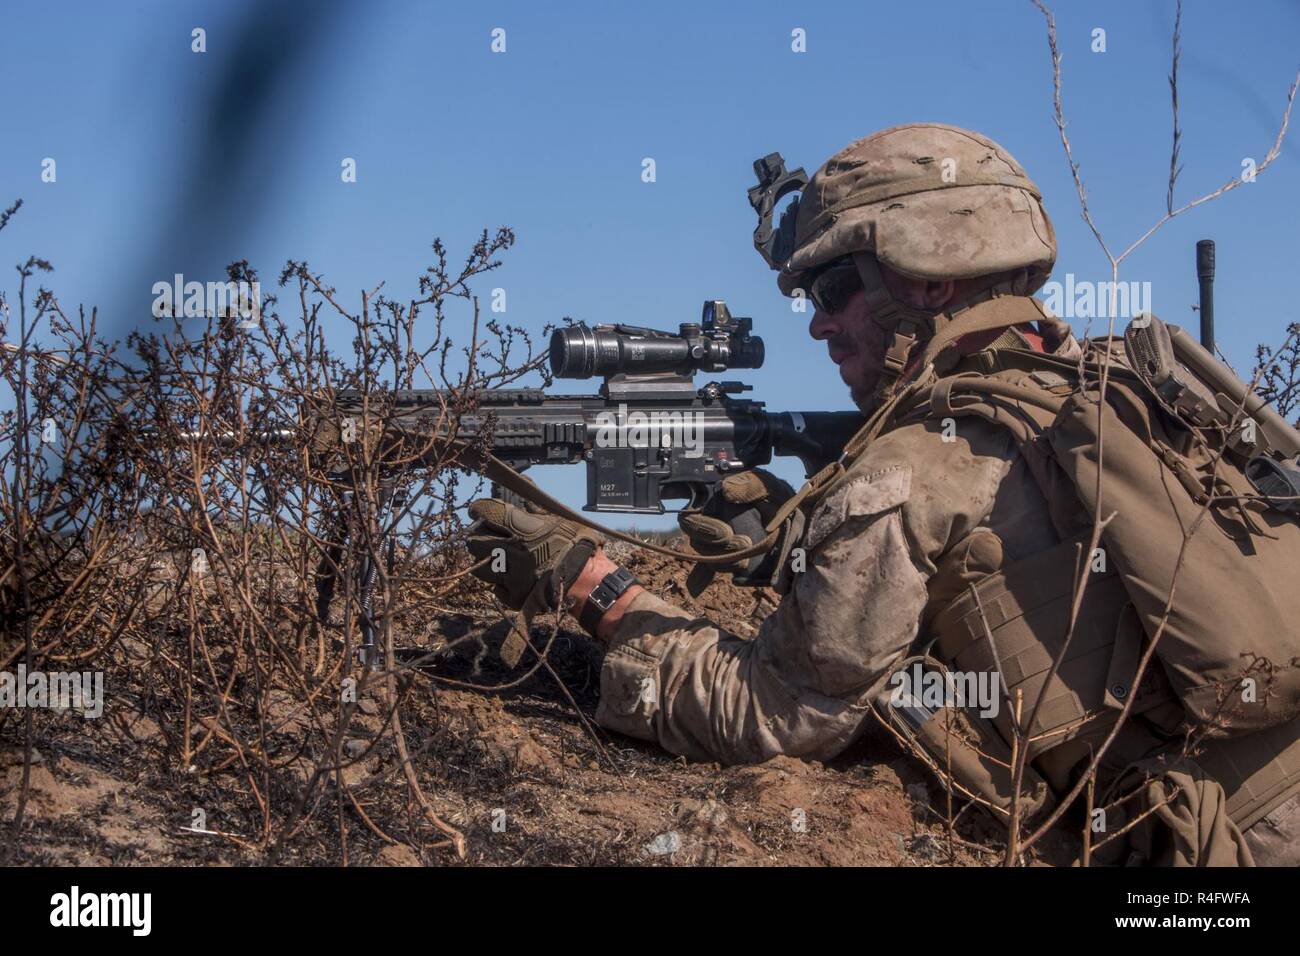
777,123,1057,296
588,125,1300,865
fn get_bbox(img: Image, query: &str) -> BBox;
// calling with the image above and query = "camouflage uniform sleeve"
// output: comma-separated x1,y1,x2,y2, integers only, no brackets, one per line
595,464,930,764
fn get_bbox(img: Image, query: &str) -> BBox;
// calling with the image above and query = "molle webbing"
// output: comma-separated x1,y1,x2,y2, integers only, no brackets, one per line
908,346,1300,826
904,357,1300,734
1198,718,1300,830
928,533,1168,761
874,656,1055,824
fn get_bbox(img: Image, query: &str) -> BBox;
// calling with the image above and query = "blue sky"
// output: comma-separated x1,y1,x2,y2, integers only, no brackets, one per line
3,0,1298,524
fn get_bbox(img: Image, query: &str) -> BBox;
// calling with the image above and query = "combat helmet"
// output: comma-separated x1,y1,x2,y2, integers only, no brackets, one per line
751,123,1057,397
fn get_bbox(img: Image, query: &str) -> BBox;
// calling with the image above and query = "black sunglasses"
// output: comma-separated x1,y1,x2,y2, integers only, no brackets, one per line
805,257,863,314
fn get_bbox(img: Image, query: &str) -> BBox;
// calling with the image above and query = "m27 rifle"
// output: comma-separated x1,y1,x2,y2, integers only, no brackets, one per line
352,300,860,513
325,299,863,665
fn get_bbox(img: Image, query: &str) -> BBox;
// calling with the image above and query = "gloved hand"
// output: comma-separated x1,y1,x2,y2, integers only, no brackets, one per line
678,469,795,594
467,498,604,610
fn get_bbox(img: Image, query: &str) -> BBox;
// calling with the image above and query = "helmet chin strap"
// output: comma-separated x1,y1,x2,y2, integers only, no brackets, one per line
849,252,1035,406
850,252,944,404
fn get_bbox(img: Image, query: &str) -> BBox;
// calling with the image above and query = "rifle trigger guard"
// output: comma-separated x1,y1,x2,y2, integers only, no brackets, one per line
686,481,720,513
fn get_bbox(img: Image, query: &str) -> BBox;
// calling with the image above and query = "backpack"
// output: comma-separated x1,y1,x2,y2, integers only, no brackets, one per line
888,300,1300,738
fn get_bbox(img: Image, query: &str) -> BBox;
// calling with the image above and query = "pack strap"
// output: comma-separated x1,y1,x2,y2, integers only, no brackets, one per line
918,296,1051,372
930,375,1069,419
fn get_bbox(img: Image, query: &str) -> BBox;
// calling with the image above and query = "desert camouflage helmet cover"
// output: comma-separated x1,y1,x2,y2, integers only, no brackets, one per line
777,123,1057,296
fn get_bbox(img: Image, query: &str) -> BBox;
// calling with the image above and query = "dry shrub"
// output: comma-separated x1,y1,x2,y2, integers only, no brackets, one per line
2,208,549,860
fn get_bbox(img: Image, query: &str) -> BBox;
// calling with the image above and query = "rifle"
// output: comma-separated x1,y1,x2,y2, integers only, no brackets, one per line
321,298,863,665
342,300,859,512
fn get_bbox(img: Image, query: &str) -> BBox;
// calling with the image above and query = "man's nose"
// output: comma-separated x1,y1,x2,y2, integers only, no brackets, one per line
809,306,840,341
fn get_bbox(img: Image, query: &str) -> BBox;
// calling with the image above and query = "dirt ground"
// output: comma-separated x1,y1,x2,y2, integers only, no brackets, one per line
1,539,1078,867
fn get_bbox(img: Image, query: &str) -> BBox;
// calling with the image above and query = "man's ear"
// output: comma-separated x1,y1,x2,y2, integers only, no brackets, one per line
922,279,956,310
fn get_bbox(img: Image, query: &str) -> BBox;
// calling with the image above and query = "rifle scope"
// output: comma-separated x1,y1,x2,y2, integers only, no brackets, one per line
549,300,764,379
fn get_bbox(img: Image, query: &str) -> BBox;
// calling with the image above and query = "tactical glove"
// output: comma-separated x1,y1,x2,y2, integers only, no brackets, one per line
467,499,604,611
677,468,796,595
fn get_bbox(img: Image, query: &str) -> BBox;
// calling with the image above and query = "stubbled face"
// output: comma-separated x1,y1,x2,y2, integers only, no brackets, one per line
807,287,891,411
807,265,956,411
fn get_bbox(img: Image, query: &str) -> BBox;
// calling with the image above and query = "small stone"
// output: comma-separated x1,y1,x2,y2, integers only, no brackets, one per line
644,831,682,856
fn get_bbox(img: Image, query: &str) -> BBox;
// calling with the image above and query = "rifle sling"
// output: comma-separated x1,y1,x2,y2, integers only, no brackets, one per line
463,445,787,565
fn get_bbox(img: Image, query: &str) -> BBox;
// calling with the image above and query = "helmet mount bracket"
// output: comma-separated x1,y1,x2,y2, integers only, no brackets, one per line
747,152,808,271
